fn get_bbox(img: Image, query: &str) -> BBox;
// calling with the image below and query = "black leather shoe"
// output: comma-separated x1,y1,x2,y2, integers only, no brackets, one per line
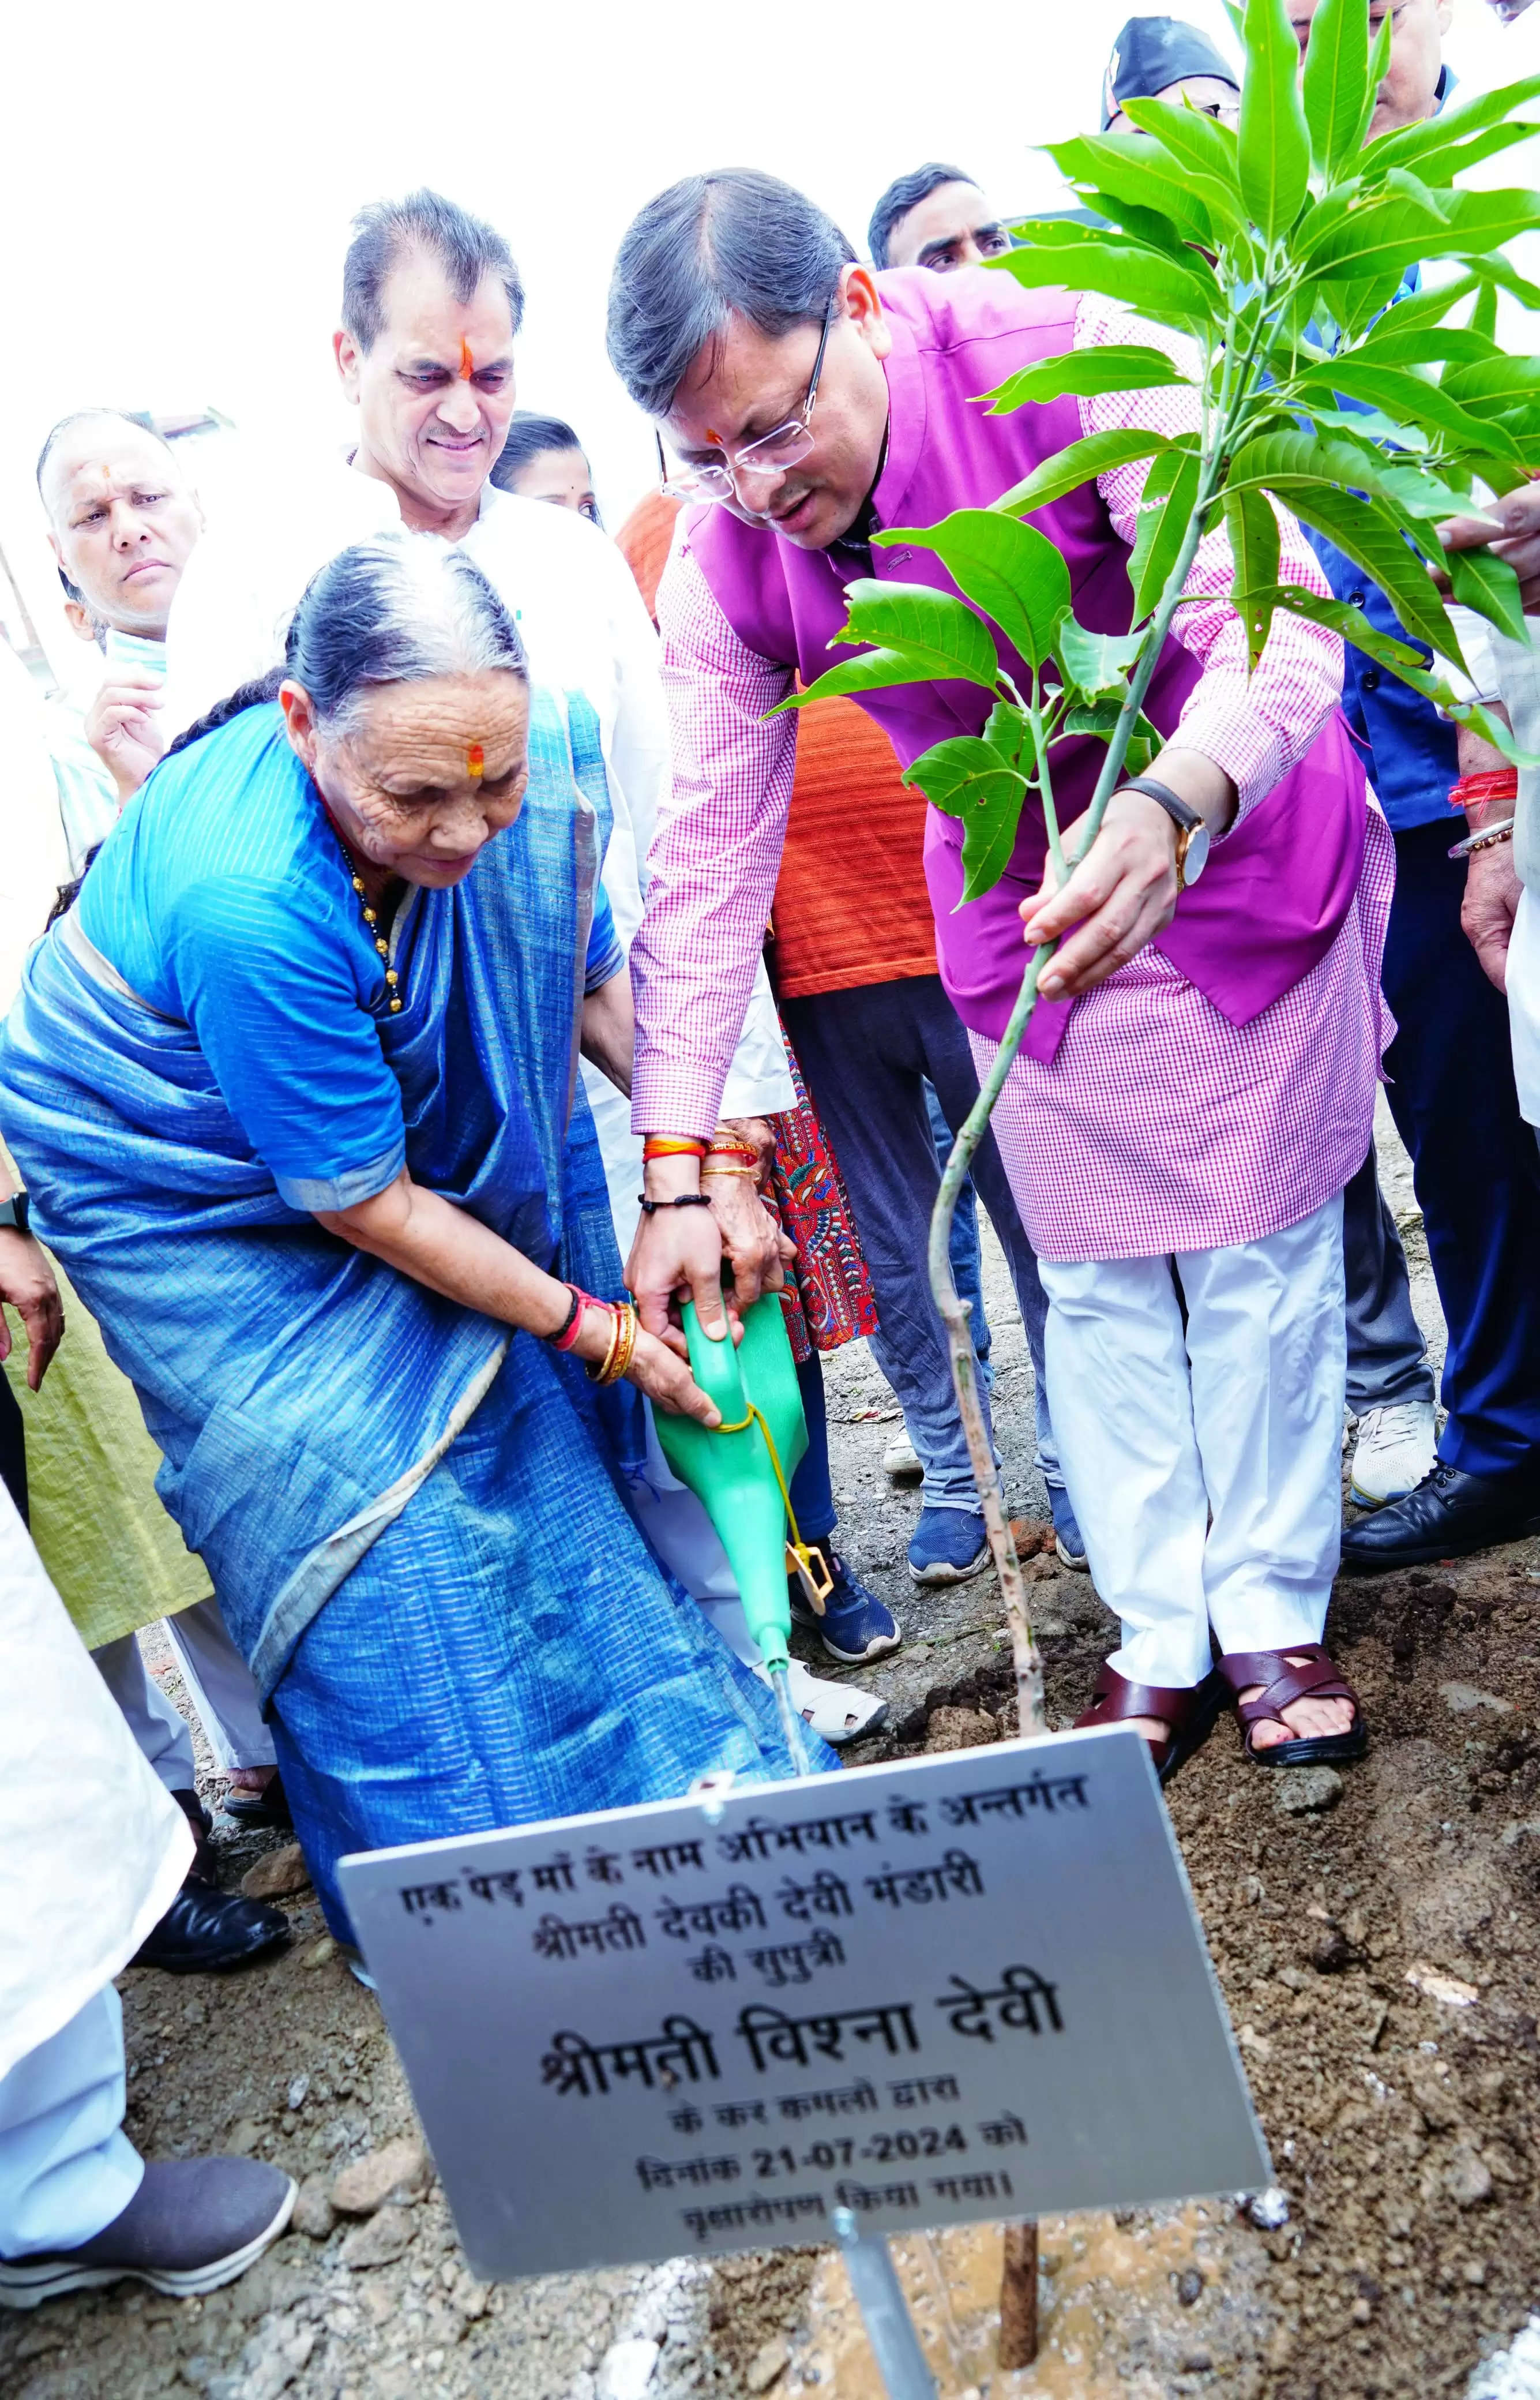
170,1788,217,1880
1341,1460,1540,1572
132,1877,291,1974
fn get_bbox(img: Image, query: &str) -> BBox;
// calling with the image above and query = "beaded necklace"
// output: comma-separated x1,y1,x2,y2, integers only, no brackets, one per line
332,822,404,1014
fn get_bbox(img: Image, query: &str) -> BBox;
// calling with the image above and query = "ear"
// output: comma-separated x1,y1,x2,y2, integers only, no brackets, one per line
334,326,363,404
279,678,321,770
840,264,893,362
1436,0,1452,27
63,600,99,646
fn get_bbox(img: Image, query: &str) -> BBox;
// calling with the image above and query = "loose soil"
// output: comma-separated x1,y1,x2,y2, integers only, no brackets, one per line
6,1115,1538,2400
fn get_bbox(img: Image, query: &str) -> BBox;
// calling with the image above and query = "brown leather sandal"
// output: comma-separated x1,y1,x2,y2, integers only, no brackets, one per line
1216,1644,1368,1768
1073,1663,1225,1787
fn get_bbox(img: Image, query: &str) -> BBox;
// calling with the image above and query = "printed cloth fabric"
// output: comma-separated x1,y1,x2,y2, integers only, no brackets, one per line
0,685,827,1907
767,1035,880,1362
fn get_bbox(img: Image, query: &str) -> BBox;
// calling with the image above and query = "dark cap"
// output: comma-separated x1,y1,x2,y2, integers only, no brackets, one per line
1101,16,1239,127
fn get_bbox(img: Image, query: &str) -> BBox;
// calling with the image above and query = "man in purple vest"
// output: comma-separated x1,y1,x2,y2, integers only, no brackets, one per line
607,169,1380,1779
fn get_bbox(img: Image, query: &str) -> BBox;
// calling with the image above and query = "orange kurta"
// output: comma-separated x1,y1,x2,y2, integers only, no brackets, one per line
617,494,937,1002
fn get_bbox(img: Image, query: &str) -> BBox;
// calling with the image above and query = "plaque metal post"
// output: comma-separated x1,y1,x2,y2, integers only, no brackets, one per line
833,2206,938,2400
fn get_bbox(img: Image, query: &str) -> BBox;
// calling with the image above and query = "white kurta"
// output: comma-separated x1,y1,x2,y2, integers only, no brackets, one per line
0,1480,191,2078
1445,602,1540,1124
161,457,792,1165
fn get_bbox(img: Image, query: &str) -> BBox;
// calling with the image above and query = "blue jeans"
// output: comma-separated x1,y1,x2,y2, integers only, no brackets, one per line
782,976,1060,1514
1379,822,1540,1473
925,1081,992,1389
1341,1143,1434,1415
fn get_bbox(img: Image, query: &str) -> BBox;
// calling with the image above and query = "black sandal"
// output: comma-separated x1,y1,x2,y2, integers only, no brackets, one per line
1074,1663,1225,1787
1217,1645,1368,1768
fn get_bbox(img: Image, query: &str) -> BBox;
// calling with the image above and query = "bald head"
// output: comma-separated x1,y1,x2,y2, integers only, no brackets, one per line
38,412,201,641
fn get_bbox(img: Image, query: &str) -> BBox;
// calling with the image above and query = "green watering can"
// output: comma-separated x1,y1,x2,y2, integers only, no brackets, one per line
652,1292,829,1679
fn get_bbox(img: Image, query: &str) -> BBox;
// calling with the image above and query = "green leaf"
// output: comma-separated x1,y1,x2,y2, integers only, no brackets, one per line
1473,252,1540,316
1447,548,1531,647
771,583,1002,711
838,582,1002,687
1063,697,1122,738
993,237,1219,327
1387,121,1540,193
1264,485,1462,663
877,512,1072,672
1293,361,1527,465
1301,402,1430,455
1056,618,1147,699
1129,445,1203,622
1226,425,1398,496
1349,5,1395,154
1301,0,1369,179
902,737,1031,903
1432,186,1540,253
1121,94,1241,193
1238,0,1311,243
981,701,1030,765
1351,325,1498,369
1297,196,1455,287
1254,584,1540,764
981,345,1193,414
1225,487,1281,667
1470,280,1498,344
994,428,1173,520
1369,73,1540,175
1047,132,1240,249
773,648,974,713
1440,357,1540,421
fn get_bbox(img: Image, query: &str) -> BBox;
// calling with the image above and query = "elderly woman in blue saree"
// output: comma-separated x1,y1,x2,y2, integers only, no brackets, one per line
0,535,828,1952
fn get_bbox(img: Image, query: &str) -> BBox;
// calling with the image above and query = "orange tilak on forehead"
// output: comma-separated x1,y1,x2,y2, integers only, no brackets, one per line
467,744,485,778
459,339,475,381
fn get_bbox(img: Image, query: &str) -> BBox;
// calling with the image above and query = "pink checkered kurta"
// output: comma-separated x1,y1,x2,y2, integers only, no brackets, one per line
632,296,1392,1262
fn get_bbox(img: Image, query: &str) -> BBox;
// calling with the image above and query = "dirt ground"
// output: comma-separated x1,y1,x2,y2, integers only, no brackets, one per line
7,1111,1540,2400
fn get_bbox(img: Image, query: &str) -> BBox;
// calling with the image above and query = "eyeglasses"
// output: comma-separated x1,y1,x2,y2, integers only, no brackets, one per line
655,299,835,506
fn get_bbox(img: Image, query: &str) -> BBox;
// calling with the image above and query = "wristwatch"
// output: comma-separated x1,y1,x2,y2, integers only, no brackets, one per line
0,1192,29,1236
1118,775,1211,891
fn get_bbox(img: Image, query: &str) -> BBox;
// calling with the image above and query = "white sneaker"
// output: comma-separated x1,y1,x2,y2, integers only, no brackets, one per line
1350,1399,1437,1506
752,1659,888,1745
882,1434,922,1483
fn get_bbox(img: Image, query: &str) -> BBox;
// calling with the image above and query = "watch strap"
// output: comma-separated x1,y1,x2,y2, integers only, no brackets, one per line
1118,774,1204,834
0,1192,29,1236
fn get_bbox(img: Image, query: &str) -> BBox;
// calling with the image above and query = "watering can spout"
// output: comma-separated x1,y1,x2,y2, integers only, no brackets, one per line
652,1295,810,1675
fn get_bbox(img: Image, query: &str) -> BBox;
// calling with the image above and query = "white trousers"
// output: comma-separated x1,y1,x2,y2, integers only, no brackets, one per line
92,1633,197,1794
94,1602,273,1782
163,1597,276,1773
0,1986,140,2257
1038,1196,1346,1692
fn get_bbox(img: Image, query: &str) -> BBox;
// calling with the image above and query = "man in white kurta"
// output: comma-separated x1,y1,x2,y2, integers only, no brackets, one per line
0,1480,294,2302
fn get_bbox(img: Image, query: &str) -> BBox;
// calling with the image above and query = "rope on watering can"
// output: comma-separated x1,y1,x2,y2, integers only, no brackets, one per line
710,1401,833,1614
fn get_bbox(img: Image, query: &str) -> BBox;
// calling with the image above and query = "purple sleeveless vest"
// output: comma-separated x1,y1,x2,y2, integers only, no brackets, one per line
691,268,1366,1058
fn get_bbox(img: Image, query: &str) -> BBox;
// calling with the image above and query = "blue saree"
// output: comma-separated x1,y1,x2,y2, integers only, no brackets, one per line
0,691,831,1940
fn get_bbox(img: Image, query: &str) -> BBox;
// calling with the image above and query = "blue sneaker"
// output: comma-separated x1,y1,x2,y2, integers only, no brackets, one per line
788,1547,902,1664
1049,1484,1088,1573
907,1507,989,1587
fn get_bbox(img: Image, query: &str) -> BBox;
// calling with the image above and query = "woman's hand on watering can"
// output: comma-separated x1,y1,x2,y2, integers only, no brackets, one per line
625,1323,723,1426
704,1171,794,1315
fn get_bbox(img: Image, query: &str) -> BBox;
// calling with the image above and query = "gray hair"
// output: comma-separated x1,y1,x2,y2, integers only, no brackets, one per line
606,170,855,418
284,534,526,736
341,188,525,352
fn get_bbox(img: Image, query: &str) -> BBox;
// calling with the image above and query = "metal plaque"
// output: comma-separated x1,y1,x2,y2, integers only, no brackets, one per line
339,1725,1268,2281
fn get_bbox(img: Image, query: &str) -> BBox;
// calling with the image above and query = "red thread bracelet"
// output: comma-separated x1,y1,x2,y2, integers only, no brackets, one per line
1450,769,1519,813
